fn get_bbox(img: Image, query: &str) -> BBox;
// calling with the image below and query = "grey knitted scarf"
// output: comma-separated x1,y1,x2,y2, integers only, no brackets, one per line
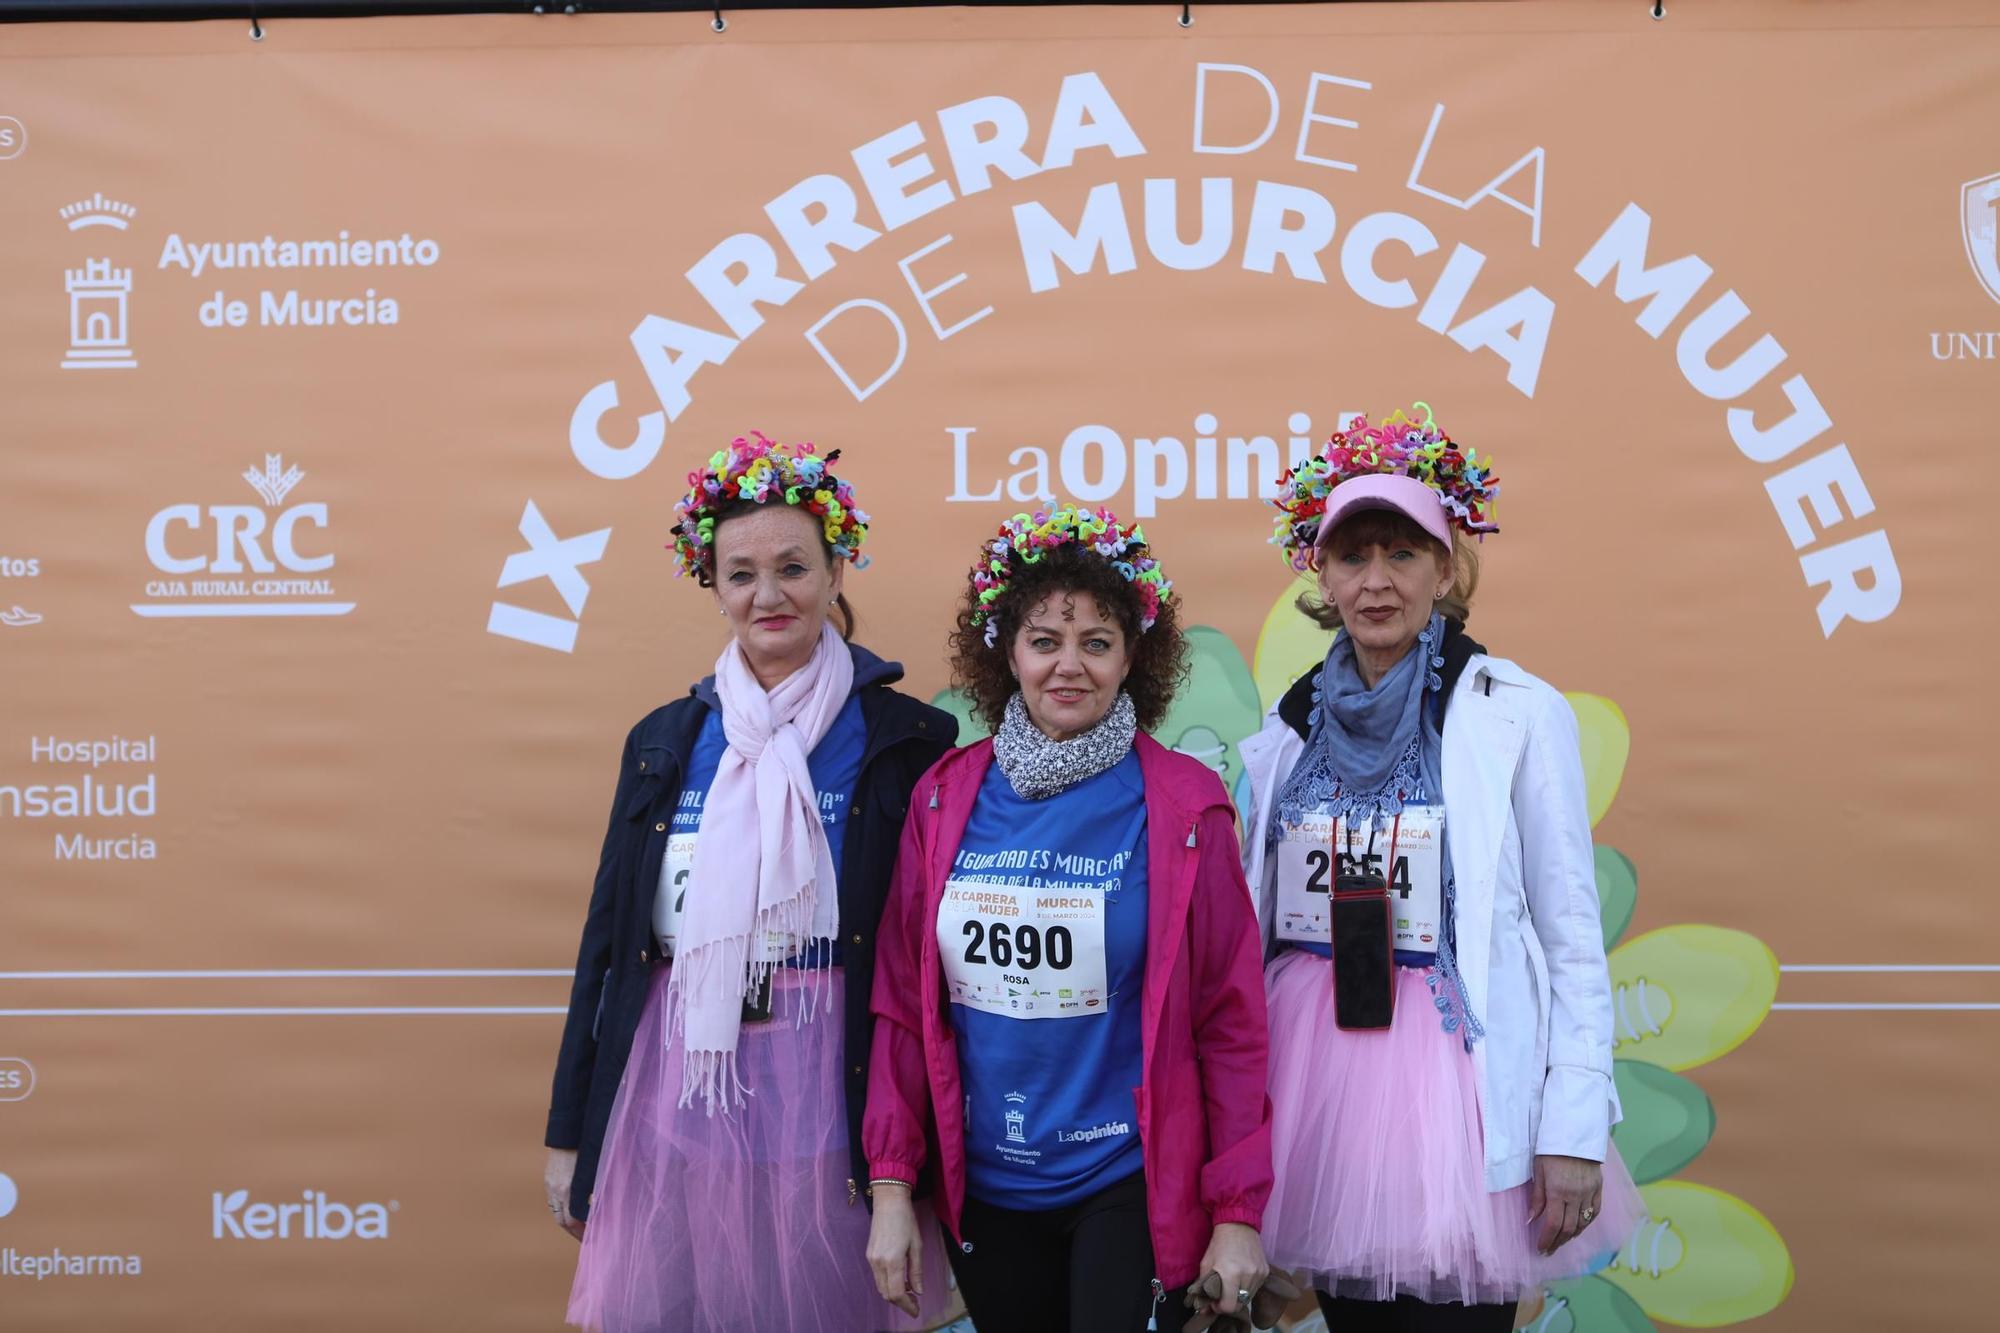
992,691,1137,801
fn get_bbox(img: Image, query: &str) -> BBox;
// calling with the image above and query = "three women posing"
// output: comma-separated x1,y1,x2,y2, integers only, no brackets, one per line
548,412,1639,1333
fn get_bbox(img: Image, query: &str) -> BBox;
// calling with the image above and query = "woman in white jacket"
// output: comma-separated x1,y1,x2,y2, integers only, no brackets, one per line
1243,407,1643,1332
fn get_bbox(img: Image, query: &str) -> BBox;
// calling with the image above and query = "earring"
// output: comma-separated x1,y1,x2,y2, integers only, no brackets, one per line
1433,590,1446,601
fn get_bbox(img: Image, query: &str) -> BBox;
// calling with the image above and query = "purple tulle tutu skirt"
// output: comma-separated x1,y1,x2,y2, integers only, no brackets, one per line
1263,952,1646,1307
567,965,956,1333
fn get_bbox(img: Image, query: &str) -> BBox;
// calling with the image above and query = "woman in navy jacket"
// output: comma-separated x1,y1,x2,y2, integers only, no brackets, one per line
542,433,956,1332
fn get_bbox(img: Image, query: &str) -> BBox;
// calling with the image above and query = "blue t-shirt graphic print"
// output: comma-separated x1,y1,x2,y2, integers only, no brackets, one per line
943,750,1149,1210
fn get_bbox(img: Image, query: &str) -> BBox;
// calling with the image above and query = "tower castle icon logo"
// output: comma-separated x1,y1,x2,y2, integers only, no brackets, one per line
1963,173,2000,305
133,455,355,619
58,192,137,232
59,193,140,372
1003,1092,1027,1144
62,259,136,371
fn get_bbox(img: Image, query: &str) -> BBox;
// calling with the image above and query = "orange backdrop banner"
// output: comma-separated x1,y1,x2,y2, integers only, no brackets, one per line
1,3,1995,1328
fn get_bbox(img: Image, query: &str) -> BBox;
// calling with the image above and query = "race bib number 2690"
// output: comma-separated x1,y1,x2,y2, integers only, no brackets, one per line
937,880,1107,1020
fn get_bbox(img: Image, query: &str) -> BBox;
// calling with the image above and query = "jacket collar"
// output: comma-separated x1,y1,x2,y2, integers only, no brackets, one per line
1133,732,1232,822
856,676,947,770
633,700,708,781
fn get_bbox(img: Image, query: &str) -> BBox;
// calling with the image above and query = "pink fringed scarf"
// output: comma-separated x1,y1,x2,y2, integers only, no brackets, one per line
669,623,852,1112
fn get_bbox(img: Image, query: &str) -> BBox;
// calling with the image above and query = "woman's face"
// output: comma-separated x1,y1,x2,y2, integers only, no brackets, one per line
711,504,841,683
1008,589,1132,742
1316,521,1453,675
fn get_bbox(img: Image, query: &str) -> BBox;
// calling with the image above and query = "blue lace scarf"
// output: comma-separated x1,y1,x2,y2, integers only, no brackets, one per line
1269,614,1485,1048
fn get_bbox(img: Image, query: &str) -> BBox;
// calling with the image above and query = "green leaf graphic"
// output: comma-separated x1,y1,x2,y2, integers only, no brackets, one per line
1519,1275,1655,1332
1596,846,1638,949
1612,1060,1716,1184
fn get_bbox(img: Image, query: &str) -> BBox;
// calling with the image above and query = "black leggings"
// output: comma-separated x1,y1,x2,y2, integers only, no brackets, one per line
1315,1290,1519,1331
946,1171,1159,1333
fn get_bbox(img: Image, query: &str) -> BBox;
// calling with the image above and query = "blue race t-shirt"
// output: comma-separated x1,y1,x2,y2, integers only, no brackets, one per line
942,750,1148,1210
656,692,866,966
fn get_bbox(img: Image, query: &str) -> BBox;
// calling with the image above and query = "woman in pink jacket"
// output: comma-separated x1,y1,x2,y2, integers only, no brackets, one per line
863,506,1274,1333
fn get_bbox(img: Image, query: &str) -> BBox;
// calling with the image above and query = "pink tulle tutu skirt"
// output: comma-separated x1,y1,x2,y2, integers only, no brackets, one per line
567,965,956,1333
1263,951,1646,1307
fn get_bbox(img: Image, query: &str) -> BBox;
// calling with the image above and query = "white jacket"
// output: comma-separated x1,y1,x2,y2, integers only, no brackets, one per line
1238,652,1620,1192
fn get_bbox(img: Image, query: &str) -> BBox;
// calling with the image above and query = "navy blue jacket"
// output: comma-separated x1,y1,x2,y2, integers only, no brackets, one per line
545,643,957,1220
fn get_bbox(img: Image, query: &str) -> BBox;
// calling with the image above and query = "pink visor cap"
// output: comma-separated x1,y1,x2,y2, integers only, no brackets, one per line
1313,473,1453,552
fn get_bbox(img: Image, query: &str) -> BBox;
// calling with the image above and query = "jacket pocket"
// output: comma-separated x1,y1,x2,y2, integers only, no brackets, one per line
1518,919,1551,1144
873,790,909,828
621,778,662,823
590,967,611,1043
1519,919,1550,1050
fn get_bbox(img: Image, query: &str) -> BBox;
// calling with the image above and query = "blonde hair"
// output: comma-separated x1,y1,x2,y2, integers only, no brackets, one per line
1294,511,1481,631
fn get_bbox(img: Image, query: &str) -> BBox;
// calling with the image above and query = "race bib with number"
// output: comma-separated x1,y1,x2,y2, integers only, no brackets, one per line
653,833,797,962
652,833,697,956
1275,806,1445,957
937,880,1108,1020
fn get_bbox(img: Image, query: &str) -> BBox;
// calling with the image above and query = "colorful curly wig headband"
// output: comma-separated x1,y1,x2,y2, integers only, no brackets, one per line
968,505,1173,648
1268,403,1499,573
669,431,870,580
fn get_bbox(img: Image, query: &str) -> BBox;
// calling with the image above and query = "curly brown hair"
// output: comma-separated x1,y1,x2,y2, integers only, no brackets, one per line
947,540,1189,733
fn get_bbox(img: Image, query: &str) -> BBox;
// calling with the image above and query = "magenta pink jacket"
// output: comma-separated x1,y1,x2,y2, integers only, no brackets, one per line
864,734,1273,1288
